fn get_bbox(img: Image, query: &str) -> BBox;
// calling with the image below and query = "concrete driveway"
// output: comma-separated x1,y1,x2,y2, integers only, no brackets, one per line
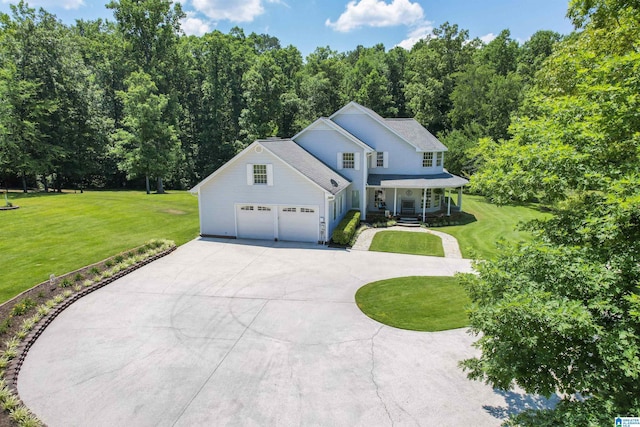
18,239,546,426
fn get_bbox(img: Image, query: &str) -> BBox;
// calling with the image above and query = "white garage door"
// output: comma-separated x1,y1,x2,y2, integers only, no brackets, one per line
278,206,319,243
236,205,275,240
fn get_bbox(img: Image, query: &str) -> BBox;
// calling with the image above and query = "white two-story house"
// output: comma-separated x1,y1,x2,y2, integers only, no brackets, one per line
190,101,468,243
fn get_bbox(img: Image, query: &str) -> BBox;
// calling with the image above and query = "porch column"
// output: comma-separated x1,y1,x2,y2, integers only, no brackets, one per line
422,188,427,222
447,188,451,216
393,188,397,216
457,187,462,211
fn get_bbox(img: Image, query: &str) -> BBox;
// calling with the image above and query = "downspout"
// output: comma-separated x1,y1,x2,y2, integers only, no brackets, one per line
323,193,329,244
197,188,204,236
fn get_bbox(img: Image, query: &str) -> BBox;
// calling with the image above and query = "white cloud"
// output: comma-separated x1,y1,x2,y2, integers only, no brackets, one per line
479,32,497,43
181,13,212,36
396,21,433,49
326,0,424,32
61,0,84,10
191,0,285,22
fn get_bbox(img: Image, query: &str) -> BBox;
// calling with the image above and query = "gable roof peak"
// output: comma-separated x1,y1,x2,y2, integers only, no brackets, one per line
331,101,447,152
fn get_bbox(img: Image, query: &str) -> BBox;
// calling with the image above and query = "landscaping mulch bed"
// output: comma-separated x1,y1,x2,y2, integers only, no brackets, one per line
0,241,176,427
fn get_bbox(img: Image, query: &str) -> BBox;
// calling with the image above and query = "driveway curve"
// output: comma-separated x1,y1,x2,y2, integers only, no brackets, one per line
18,239,546,426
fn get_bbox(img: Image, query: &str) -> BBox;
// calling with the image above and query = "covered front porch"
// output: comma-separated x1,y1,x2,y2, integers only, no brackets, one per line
366,173,469,221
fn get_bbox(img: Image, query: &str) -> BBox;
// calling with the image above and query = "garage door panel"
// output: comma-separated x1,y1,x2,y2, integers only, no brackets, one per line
236,205,275,240
278,206,318,243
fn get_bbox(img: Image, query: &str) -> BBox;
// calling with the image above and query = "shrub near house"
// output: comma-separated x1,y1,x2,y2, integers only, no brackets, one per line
332,210,361,245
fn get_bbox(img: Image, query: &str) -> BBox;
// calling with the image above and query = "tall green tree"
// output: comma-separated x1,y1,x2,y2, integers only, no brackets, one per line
106,0,183,87
112,71,179,194
462,4,640,424
342,44,396,116
299,46,345,123
239,53,286,141
405,23,477,133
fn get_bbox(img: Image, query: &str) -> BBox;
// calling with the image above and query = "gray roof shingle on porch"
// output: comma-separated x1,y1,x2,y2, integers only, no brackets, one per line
259,138,350,195
368,173,469,188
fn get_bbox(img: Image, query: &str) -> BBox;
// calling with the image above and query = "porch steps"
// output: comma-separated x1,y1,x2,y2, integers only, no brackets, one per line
397,217,421,227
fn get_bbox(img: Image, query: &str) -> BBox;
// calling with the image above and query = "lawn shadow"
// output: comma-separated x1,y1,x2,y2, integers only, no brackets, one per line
5,190,71,200
454,211,477,225
484,389,560,420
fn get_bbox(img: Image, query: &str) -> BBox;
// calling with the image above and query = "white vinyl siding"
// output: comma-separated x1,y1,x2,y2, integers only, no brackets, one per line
199,147,326,239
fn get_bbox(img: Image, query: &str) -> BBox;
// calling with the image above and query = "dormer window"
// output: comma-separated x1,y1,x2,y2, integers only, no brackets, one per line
436,152,443,167
422,152,433,167
376,152,384,167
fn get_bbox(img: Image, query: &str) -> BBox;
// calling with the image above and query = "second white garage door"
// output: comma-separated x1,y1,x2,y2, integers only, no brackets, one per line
278,206,319,242
236,204,319,243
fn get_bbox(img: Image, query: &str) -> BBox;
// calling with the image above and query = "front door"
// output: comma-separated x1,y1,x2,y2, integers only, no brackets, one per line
401,199,415,215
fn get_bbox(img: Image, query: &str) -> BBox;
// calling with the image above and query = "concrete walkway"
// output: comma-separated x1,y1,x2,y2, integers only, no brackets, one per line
352,225,464,259
15,238,554,427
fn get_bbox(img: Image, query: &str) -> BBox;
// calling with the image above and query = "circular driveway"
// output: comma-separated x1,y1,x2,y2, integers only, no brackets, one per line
19,238,544,426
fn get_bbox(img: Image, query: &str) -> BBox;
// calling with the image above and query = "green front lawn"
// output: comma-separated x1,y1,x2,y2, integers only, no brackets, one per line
1,190,199,302
355,276,469,331
369,230,444,257
439,194,549,260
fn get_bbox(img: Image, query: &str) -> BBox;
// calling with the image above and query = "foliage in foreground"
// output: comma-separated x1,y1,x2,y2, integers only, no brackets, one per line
463,3,640,425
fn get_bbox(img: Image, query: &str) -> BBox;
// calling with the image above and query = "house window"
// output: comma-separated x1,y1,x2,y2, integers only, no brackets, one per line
253,164,267,184
352,190,360,209
257,206,271,211
422,152,433,167
282,207,296,212
333,201,336,220
240,205,254,211
376,152,384,167
342,153,355,169
436,152,443,167
422,189,432,209
300,208,314,213
434,190,441,207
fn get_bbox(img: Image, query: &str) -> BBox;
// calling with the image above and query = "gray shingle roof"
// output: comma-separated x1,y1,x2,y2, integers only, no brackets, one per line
368,173,468,188
260,139,350,195
384,119,447,152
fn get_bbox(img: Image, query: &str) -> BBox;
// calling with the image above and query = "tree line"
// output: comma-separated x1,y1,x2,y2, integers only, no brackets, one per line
0,0,560,193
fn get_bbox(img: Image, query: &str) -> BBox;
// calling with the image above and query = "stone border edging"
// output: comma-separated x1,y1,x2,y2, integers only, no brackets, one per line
4,246,177,399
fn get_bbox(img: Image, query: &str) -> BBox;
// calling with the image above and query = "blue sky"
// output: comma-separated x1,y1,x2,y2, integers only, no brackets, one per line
0,0,574,56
